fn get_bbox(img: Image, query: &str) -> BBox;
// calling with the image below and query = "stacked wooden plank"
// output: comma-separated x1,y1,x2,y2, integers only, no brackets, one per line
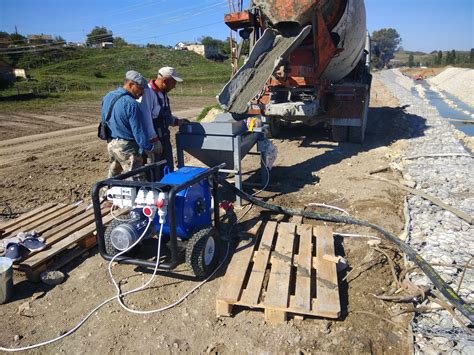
0,203,122,281
216,221,341,323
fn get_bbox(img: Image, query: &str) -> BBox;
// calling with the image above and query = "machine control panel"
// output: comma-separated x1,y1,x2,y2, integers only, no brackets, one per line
106,187,137,208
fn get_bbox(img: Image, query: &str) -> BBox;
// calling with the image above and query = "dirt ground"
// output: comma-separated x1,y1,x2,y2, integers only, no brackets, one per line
400,66,446,80
0,80,415,353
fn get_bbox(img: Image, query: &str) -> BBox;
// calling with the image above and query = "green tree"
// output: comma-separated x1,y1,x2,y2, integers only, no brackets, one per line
435,50,442,65
0,31,9,48
114,37,127,47
445,51,451,65
54,35,66,45
241,38,249,56
470,48,474,63
199,36,222,48
371,28,401,68
408,54,415,67
199,36,229,55
445,50,456,65
86,26,113,46
9,33,27,45
221,38,233,55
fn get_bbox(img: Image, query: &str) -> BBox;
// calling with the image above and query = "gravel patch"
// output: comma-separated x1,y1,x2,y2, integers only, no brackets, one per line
377,69,474,354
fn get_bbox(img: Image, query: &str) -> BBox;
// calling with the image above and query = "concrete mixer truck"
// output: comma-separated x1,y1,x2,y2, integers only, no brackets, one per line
218,0,372,143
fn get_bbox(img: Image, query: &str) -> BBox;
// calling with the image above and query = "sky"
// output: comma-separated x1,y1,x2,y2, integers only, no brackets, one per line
0,0,473,53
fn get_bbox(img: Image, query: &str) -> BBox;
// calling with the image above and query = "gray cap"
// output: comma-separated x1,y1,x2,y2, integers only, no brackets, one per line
125,70,148,88
158,66,183,82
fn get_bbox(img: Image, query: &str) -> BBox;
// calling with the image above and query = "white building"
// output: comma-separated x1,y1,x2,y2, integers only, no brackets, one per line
14,69,27,79
174,42,218,59
101,42,114,49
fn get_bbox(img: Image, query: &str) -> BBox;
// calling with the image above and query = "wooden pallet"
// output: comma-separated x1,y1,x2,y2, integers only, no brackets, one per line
216,221,341,323
0,203,124,281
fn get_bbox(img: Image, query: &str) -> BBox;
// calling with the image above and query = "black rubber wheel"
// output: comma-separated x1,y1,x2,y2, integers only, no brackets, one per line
331,125,348,142
268,118,282,138
348,92,370,144
348,126,364,143
104,216,140,256
185,227,220,277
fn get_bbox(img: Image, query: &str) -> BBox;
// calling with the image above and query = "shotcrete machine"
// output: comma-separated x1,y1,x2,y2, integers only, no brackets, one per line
219,0,372,143
92,162,225,277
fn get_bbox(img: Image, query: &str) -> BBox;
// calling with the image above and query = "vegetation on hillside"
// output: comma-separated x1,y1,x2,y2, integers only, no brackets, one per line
370,28,473,69
1,25,472,112
0,44,232,111
393,49,474,68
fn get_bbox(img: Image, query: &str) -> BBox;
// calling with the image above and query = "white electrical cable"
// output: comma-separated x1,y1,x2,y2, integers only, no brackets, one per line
0,218,153,353
1,165,267,351
1,203,233,351
108,220,165,313
110,204,130,222
306,203,350,215
253,156,271,197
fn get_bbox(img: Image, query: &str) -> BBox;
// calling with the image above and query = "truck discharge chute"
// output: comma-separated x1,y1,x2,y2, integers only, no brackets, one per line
219,0,372,143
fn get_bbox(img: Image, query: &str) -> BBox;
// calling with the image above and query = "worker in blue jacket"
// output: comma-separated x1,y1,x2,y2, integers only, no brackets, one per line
101,70,162,179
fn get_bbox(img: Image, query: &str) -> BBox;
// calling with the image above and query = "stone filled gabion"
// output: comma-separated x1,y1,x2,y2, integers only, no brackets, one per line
377,70,473,354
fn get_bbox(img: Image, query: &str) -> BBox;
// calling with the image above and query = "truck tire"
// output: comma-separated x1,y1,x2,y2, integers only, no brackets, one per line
348,92,369,144
348,126,364,143
185,227,220,277
268,118,282,138
331,125,348,142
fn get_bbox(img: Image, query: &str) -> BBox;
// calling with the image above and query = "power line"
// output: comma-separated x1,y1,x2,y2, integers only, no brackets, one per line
0,20,224,55
2,0,228,45
128,20,223,43
78,0,219,23
0,2,229,52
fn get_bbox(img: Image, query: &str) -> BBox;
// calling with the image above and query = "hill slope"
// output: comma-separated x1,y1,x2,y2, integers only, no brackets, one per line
0,46,231,110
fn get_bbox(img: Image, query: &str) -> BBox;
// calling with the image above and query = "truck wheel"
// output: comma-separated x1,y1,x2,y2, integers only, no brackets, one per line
331,126,348,142
348,126,364,143
268,118,282,138
185,227,220,277
349,94,369,144
104,217,140,256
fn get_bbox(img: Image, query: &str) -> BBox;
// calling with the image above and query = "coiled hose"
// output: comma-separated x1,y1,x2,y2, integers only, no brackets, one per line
220,179,474,324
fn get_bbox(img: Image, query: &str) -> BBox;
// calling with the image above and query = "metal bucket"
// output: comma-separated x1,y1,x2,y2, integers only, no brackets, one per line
0,257,13,304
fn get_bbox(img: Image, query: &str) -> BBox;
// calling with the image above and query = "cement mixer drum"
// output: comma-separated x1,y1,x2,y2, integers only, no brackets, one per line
253,0,367,82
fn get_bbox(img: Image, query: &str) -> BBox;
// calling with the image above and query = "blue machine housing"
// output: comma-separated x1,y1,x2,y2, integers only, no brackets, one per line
157,167,212,239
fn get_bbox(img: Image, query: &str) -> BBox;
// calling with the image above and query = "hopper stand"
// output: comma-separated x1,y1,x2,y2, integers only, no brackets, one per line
176,114,268,206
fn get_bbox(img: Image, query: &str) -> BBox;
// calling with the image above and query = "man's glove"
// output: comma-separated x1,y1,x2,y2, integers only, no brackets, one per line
146,140,163,156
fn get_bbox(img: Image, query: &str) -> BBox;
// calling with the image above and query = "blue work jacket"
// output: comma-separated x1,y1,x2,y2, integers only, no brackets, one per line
101,88,152,154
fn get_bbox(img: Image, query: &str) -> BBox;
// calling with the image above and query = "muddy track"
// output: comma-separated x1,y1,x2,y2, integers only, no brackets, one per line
0,108,203,169
0,84,414,353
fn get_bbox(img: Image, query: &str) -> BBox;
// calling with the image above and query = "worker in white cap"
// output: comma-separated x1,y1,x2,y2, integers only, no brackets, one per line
138,66,189,173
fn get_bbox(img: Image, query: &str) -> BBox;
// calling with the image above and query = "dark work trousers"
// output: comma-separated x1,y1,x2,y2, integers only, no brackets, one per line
160,134,174,173
154,92,175,176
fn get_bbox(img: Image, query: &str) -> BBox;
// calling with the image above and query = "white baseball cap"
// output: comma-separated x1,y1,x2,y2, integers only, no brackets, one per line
158,66,183,82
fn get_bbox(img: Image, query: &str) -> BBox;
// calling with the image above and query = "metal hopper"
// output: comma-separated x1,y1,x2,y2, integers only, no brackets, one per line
176,113,266,206
176,113,261,169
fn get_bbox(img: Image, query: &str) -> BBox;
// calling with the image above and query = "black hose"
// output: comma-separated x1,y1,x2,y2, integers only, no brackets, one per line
220,179,474,324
